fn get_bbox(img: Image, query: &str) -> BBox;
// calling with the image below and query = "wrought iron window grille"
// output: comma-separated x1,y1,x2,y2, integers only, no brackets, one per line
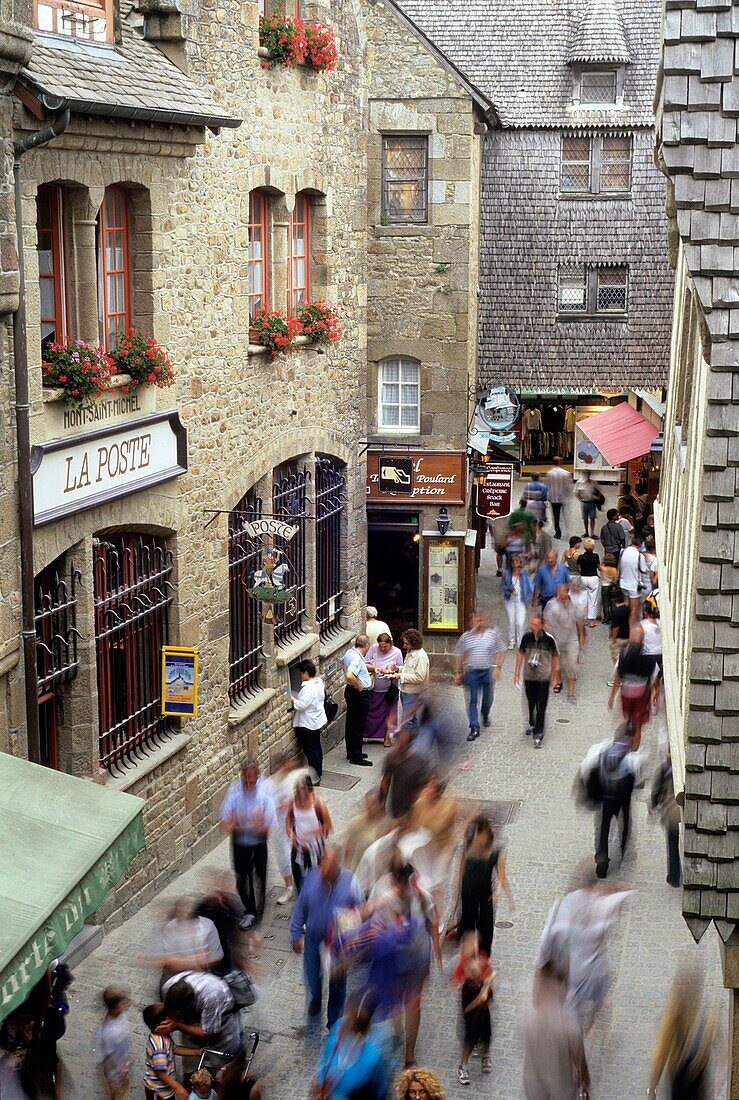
35,561,82,695
315,456,346,637
228,493,265,703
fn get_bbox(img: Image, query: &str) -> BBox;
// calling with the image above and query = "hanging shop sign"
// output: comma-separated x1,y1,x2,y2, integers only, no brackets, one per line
237,517,300,623
475,385,521,445
366,450,466,504
423,536,465,633
31,411,187,527
475,463,515,519
161,646,198,718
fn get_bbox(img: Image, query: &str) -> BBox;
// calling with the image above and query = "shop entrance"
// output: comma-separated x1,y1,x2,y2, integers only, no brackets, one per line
367,510,420,638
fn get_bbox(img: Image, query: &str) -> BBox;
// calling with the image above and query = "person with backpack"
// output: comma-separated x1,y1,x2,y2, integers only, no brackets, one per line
579,723,643,879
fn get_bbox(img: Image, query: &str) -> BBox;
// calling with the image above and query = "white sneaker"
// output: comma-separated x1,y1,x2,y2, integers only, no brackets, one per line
276,887,294,905
458,1064,470,1086
508,640,516,650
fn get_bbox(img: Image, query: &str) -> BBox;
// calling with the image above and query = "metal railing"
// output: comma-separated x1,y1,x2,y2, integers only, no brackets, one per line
272,465,309,646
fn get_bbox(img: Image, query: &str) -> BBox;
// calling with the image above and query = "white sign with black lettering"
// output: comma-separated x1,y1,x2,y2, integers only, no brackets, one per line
32,411,187,526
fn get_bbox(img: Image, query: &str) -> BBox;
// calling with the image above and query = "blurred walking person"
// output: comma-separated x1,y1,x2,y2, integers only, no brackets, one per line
650,749,682,888
453,815,512,956
648,965,717,1099
545,456,573,540
502,555,533,650
514,613,560,747
453,612,507,741
608,624,657,748
580,723,643,879
523,961,589,1100
220,762,275,929
578,539,601,627
286,774,332,894
544,582,585,702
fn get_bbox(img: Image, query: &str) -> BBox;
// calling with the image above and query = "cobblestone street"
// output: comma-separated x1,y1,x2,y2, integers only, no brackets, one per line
60,505,727,1099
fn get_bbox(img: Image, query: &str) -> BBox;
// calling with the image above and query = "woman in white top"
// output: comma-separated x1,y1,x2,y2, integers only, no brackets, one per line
292,659,326,783
286,775,332,893
641,595,663,706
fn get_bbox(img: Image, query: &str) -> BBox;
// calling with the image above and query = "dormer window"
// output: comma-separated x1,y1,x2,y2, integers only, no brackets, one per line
572,66,624,108
35,0,113,43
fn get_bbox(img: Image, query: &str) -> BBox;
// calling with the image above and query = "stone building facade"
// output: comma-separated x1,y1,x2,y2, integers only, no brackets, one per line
0,0,368,923
656,0,739,1088
362,0,493,652
395,0,673,475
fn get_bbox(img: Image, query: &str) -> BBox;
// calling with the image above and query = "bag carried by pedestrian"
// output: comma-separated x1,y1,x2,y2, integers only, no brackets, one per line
598,741,633,800
323,692,339,724
223,968,257,1008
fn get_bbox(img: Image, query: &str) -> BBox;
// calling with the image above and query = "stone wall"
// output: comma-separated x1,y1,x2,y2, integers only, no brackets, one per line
0,0,368,920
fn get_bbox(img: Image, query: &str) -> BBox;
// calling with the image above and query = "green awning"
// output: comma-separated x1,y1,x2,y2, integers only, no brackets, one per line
0,753,145,1023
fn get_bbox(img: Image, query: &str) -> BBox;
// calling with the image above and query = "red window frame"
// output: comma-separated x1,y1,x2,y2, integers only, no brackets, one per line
248,190,269,320
288,192,310,315
98,185,132,353
36,184,67,348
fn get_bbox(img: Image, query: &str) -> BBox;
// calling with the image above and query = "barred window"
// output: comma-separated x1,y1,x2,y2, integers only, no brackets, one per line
35,558,81,770
378,357,420,431
558,264,629,317
558,268,587,312
579,70,617,105
94,534,174,774
272,462,310,645
228,491,264,703
560,134,631,195
315,456,346,637
381,136,428,224
597,266,628,313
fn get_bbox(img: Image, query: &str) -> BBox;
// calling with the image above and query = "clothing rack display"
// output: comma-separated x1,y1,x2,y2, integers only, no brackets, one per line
521,402,576,461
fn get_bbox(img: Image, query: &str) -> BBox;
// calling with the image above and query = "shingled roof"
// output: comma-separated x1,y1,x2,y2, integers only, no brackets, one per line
658,0,739,944
567,0,633,65
393,0,659,128
18,3,239,130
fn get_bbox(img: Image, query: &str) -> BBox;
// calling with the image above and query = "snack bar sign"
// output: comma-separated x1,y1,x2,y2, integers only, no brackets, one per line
31,411,188,526
475,463,515,519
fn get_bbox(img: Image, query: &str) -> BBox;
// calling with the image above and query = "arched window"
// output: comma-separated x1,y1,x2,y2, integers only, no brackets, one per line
36,184,68,351
272,461,310,645
97,186,132,352
378,357,421,432
288,192,311,314
248,190,269,319
315,456,346,636
94,533,174,773
228,490,264,702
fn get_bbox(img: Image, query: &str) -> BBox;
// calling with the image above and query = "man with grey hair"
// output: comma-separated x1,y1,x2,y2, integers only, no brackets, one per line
342,634,373,766
365,605,391,645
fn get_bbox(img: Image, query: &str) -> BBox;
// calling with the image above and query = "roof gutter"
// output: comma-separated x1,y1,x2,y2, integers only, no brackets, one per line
12,97,71,765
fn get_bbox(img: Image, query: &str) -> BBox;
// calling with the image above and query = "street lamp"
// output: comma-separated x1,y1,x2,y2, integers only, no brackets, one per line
436,507,450,536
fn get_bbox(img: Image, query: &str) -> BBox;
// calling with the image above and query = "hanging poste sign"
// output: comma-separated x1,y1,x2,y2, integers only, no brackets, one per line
238,516,299,623
161,646,198,717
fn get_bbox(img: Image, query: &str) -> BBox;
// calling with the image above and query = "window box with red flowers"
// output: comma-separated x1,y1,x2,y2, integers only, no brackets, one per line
111,331,175,393
41,340,113,406
258,12,338,71
297,301,341,345
250,309,301,357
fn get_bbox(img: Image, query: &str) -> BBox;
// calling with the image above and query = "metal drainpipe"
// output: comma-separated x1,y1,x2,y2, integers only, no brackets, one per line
12,101,70,764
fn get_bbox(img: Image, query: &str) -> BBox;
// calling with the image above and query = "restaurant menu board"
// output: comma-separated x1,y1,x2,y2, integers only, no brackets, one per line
425,537,464,632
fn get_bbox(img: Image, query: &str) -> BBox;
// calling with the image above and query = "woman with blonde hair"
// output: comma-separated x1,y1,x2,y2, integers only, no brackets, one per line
396,1066,446,1100
647,965,717,1098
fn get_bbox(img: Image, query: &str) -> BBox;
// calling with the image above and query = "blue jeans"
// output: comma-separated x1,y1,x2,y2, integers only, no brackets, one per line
465,668,492,731
400,690,419,728
304,933,346,1028
581,501,597,527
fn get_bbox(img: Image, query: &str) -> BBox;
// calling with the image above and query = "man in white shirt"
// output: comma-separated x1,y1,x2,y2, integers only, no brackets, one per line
574,470,600,538
365,605,391,645
454,612,507,740
618,536,650,624
341,635,373,766
545,456,573,540
292,658,326,782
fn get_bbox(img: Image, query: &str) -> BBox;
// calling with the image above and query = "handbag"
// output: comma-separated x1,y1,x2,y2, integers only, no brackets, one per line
324,693,339,723
224,968,256,1009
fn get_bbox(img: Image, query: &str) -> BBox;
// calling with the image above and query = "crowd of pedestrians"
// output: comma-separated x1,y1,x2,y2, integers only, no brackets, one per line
0,475,718,1100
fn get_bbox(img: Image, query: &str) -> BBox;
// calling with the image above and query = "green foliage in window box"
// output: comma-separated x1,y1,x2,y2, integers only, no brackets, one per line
296,301,341,345
42,339,113,406
250,309,301,357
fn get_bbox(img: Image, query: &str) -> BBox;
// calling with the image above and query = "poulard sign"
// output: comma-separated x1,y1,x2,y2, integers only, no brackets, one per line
366,450,466,505
31,411,188,526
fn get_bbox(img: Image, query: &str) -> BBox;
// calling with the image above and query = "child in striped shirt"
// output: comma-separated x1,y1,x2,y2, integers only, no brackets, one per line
143,1003,202,1100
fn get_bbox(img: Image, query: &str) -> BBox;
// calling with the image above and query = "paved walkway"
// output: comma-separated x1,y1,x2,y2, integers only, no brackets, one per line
60,493,728,1098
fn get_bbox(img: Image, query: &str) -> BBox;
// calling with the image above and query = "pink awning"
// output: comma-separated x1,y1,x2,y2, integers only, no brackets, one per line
577,403,660,467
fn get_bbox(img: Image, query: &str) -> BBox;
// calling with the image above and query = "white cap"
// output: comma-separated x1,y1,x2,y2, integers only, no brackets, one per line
366,606,378,618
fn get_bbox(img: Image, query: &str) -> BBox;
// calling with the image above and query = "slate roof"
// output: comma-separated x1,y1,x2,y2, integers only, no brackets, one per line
18,3,239,129
567,0,633,65
659,0,739,944
393,0,660,128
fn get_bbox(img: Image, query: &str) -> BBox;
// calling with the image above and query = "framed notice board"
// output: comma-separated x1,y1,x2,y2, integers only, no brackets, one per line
423,536,465,634
161,646,198,717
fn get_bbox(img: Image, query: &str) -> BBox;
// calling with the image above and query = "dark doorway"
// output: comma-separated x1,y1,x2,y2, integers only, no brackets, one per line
367,510,420,640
